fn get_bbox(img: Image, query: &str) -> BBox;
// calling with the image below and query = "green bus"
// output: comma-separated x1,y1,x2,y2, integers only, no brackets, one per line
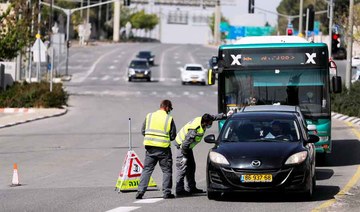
208,36,342,156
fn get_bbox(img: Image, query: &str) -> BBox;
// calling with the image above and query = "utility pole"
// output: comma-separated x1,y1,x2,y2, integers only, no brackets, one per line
37,0,42,81
113,0,120,42
214,0,221,45
87,0,90,23
328,0,334,58
299,0,304,35
345,0,354,90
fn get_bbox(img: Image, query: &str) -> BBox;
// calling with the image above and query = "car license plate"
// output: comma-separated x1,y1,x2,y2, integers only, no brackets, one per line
136,74,144,77
241,174,272,183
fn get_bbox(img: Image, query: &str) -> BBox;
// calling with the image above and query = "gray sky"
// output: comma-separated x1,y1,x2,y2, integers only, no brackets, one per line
222,0,282,26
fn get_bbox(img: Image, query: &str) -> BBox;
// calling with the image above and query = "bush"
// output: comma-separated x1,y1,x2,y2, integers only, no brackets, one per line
331,81,360,117
0,81,68,108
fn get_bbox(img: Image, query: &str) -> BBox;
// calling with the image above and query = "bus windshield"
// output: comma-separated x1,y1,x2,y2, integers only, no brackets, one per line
223,68,330,117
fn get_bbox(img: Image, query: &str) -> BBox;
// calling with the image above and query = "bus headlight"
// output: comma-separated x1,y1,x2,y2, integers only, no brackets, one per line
285,151,307,165
318,136,329,142
209,152,229,165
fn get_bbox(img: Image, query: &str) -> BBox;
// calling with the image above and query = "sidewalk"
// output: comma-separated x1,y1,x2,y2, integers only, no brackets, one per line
0,108,67,129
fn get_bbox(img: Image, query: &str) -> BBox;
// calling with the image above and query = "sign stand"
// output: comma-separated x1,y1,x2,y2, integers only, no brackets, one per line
115,118,158,192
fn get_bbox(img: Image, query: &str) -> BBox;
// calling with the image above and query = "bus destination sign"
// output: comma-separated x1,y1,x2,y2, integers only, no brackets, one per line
242,53,306,66
221,50,324,68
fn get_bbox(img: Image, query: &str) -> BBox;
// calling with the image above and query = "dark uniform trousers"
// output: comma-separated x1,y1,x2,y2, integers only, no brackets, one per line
138,146,173,195
175,147,196,193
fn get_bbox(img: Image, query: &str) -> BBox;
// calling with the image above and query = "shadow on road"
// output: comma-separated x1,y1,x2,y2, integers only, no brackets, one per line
212,185,340,202
316,139,360,167
316,168,334,181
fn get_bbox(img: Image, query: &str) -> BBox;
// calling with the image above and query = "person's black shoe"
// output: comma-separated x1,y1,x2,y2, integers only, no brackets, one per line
189,188,205,194
135,192,144,199
163,193,175,199
176,190,191,197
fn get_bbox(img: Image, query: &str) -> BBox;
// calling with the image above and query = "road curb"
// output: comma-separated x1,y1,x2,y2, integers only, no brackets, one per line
331,112,360,125
0,108,67,129
0,108,35,113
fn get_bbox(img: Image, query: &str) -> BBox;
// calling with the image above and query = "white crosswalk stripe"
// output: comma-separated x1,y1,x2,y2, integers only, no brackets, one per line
68,90,218,98
72,75,185,82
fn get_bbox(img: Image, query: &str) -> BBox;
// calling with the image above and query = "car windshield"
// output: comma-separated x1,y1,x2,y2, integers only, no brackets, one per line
130,61,148,68
186,66,202,71
220,118,301,142
138,52,151,57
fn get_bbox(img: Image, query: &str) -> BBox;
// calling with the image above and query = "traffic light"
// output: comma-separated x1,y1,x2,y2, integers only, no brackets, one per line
248,0,255,14
332,33,340,51
302,4,315,31
123,0,131,6
286,24,293,36
287,28,293,36
307,4,315,31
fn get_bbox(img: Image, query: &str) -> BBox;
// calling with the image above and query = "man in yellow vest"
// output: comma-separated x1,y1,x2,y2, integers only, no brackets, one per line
175,113,226,196
136,99,177,199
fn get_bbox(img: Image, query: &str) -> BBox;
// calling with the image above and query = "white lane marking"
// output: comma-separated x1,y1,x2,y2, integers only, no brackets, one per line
106,206,140,212
184,91,190,95
188,48,198,64
114,60,119,63
101,75,110,81
76,48,120,83
134,198,163,204
151,91,157,95
90,77,98,80
166,91,173,96
199,91,204,95
113,77,120,81
176,61,181,64
109,65,116,69
160,46,182,80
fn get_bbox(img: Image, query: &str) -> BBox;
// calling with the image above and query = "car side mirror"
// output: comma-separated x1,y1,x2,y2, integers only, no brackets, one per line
307,134,319,143
204,134,216,143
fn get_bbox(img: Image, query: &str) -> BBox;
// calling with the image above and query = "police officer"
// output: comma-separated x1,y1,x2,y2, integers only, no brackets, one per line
136,100,177,199
175,113,226,196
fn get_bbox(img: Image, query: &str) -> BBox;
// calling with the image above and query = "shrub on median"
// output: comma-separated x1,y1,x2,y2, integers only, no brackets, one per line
0,81,68,108
331,81,360,117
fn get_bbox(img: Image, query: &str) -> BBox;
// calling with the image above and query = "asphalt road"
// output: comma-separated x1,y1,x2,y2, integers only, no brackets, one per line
1,43,360,212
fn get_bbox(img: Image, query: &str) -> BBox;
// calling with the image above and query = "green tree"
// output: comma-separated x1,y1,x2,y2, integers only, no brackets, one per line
130,10,159,32
0,0,34,60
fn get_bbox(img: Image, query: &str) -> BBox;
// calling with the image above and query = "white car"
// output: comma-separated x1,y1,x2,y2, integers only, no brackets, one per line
352,55,360,67
352,68,360,83
180,64,207,85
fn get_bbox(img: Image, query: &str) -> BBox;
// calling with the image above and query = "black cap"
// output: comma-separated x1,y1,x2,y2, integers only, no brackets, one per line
202,113,214,123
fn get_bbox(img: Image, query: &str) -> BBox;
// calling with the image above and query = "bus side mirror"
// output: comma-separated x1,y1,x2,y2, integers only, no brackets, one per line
210,56,219,71
332,76,342,93
208,69,216,85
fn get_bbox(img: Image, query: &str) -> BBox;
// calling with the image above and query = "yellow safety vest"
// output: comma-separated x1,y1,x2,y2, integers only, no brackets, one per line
144,110,173,148
175,117,204,149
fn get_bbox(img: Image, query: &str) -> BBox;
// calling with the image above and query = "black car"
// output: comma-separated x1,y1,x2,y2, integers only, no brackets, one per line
204,105,319,200
136,51,155,65
128,59,151,82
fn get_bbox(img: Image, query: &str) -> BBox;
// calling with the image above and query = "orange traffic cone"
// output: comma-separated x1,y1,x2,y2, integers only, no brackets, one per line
11,163,21,186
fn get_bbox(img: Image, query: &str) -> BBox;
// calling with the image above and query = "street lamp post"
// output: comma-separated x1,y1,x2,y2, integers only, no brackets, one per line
41,0,119,78
345,0,354,90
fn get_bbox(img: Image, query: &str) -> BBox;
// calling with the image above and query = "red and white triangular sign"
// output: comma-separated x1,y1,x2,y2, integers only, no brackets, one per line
128,153,144,177
115,150,157,192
